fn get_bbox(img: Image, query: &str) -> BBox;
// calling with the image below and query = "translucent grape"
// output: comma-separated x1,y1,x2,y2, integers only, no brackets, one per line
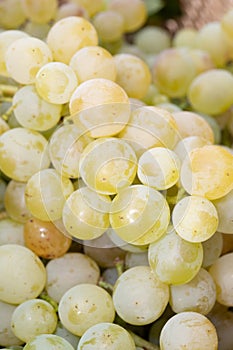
62,186,111,240
113,266,169,325
0,0,26,29
135,26,171,54
21,0,57,24
77,322,135,350
69,45,116,83
213,189,233,233
79,137,137,194
148,227,203,285
45,252,100,302
0,244,46,304
180,144,233,200
202,232,223,268
5,37,52,84
92,10,124,42
11,299,57,343
137,147,180,190
23,334,75,350
188,69,233,115
35,62,78,104
58,284,115,336
25,168,74,222
69,78,131,138
0,218,24,246
169,268,216,315
46,16,98,64
0,128,50,182
24,217,72,259
110,185,170,246
174,135,211,163
0,300,23,347
159,312,218,350
13,85,62,131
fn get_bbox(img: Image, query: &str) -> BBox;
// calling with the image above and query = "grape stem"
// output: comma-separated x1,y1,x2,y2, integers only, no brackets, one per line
1,104,15,121
39,291,58,312
98,279,114,292
114,257,124,276
0,84,18,97
129,330,160,350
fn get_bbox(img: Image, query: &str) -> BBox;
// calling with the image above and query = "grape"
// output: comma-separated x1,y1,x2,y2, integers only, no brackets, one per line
12,85,62,131
4,180,32,223
35,62,78,104
0,117,10,136
69,45,117,83
180,144,233,200
113,266,169,325
24,217,72,259
107,227,148,253
77,322,135,349
56,3,89,21
45,252,100,302
79,137,137,194
108,0,147,33
148,227,203,285
23,21,50,40
125,251,149,269
156,102,181,113
5,37,52,84
221,8,233,38
69,0,104,17
209,253,233,306
188,69,233,115
102,267,119,285
213,189,233,233
0,300,23,347
0,30,29,76
46,16,98,64
110,184,170,245
92,10,124,43
0,218,24,246
134,26,171,54
202,232,223,268
169,268,216,315
172,28,198,48
23,334,75,350
113,53,151,99
0,177,7,211
172,195,219,243
0,0,26,29
152,48,196,98
69,78,131,138
21,0,57,24
159,311,218,350
137,147,181,190
54,321,80,349
11,299,57,343
0,127,50,182
174,135,211,163
188,49,215,75
25,168,74,222
0,244,46,304
58,284,115,336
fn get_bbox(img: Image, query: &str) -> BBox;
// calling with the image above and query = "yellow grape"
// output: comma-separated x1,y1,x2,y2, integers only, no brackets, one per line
92,10,124,42
134,26,171,54
69,0,105,17
56,3,89,21
0,0,26,29
21,0,57,24
173,28,198,48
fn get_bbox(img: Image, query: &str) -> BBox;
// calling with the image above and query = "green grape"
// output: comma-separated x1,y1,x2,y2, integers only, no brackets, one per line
45,252,100,302
212,189,233,233
4,180,32,223
0,30,29,76
159,312,218,350
23,21,50,40
21,0,57,24
5,37,52,84
62,186,111,240
188,69,233,115
25,168,74,222
13,85,62,131
0,244,46,304
200,113,221,144
174,135,210,163
108,0,147,33
169,268,216,315
23,334,75,350
125,251,149,269
113,53,151,99
137,147,180,190
0,0,26,29
172,195,219,243
46,16,98,64
0,300,23,347
110,184,170,246
135,26,171,54
172,28,198,48
0,128,50,182
56,3,89,21
69,78,131,138
79,137,137,194
209,253,233,306
113,266,169,325
0,218,24,246
58,284,115,336
92,10,124,43
202,232,223,268
11,299,57,343
35,62,78,104
77,322,135,349
69,0,104,17
180,144,233,200
148,227,203,285
69,45,116,83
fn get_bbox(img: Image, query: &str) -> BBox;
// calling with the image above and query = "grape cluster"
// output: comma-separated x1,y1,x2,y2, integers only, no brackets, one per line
0,1,233,350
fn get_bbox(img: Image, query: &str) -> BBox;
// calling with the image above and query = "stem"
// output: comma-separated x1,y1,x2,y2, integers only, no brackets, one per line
39,291,58,312
98,280,114,292
129,331,160,350
114,257,124,276
0,84,18,97
1,104,15,121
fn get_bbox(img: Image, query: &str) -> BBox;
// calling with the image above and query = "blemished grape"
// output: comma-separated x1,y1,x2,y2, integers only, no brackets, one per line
92,10,124,43
77,323,136,350
23,334,75,350
45,252,100,302
0,218,24,246
11,299,57,343
159,312,218,349
20,0,57,24
0,300,23,347
0,244,46,304
58,284,115,336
